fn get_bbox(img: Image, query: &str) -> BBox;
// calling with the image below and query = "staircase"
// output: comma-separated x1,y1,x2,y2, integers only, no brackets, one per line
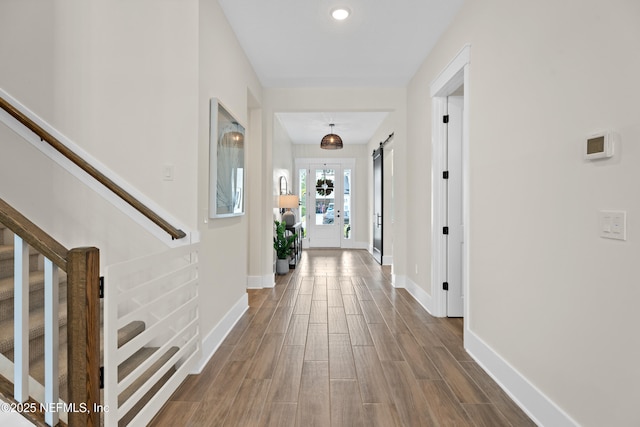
0,223,180,426
1,93,200,426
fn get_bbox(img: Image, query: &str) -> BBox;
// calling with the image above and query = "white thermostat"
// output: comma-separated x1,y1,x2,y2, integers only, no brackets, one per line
585,131,614,160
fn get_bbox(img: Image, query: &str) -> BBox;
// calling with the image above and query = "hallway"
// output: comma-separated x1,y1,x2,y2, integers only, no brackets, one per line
150,250,535,426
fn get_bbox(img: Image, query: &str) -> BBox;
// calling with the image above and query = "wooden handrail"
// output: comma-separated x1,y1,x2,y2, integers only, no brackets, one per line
0,197,68,270
0,96,186,240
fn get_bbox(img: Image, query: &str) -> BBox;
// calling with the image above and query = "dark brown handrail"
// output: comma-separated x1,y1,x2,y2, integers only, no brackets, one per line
0,197,68,270
0,96,186,240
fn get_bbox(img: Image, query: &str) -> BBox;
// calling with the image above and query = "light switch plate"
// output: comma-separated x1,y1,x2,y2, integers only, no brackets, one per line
599,210,626,240
162,164,174,181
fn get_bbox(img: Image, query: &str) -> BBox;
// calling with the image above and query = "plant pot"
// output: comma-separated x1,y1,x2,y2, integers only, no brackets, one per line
276,258,290,275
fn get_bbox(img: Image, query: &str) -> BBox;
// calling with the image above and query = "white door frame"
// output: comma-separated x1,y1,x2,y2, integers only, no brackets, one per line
309,162,343,248
430,44,471,318
295,157,356,249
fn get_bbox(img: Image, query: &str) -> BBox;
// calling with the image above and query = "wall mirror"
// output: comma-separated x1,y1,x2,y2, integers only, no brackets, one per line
279,176,288,195
209,98,245,218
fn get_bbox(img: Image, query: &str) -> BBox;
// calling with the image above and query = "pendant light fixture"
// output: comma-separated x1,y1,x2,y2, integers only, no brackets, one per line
228,121,244,144
320,123,343,150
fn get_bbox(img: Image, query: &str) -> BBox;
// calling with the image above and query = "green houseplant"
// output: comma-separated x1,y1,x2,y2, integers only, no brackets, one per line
274,220,296,274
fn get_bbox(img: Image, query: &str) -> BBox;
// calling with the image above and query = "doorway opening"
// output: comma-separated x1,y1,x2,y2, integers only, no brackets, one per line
296,159,355,249
430,45,470,318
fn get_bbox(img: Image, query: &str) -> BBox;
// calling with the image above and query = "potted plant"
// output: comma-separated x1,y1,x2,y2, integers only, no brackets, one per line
273,220,296,275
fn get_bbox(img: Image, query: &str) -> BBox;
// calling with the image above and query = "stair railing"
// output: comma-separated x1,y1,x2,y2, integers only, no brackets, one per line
0,95,186,241
0,197,100,427
103,243,200,426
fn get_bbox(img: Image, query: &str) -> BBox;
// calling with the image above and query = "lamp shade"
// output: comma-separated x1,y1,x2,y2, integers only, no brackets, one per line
279,194,299,226
279,195,299,209
320,124,343,150
320,133,343,149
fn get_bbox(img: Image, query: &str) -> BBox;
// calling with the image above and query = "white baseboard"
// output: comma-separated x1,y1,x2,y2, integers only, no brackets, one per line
465,330,579,427
401,276,434,315
247,275,267,289
195,292,248,373
354,241,369,250
394,271,576,426
263,274,275,288
248,273,275,289
392,273,405,288
247,276,262,289
366,244,389,265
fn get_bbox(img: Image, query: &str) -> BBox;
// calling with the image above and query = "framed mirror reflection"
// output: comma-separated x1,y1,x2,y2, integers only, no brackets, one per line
209,98,245,218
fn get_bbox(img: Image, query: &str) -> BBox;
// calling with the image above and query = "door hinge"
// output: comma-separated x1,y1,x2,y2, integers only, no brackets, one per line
99,276,104,299
443,226,449,235
443,171,449,179
99,366,104,389
443,115,449,124
443,282,449,291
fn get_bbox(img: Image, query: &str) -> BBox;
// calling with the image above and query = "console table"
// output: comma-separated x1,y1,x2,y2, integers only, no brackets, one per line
286,222,303,268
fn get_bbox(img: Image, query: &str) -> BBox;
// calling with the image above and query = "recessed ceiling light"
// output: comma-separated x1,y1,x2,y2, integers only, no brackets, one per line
331,7,351,21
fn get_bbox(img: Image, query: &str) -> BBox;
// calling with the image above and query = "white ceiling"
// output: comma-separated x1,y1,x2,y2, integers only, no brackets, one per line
217,0,464,145
276,111,390,145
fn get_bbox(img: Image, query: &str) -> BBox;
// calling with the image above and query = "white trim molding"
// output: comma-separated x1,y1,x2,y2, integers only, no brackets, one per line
430,44,471,98
465,330,579,427
247,276,263,289
368,245,391,265
391,273,404,289
195,292,249,373
247,274,275,289
401,276,434,315
429,44,471,317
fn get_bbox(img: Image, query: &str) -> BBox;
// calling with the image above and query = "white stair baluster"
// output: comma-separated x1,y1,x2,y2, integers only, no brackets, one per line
44,258,59,426
14,236,29,402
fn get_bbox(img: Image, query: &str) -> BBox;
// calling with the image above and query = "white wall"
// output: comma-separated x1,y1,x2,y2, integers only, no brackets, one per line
273,114,294,212
52,0,200,229
366,113,404,265
0,0,53,117
407,0,640,425
198,0,263,333
247,98,265,284
0,0,198,266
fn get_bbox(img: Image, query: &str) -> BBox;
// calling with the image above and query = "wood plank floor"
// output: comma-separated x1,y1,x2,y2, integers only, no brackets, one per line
150,249,535,427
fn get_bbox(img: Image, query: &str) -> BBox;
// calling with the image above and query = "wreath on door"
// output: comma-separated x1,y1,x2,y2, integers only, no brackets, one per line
316,178,334,196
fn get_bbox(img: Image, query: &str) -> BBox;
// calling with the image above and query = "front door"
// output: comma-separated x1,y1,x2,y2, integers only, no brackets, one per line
308,164,342,247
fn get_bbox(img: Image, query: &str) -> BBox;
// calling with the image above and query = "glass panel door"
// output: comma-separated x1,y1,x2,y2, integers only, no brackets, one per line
298,168,307,237
343,168,352,242
308,164,341,247
297,160,355,249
